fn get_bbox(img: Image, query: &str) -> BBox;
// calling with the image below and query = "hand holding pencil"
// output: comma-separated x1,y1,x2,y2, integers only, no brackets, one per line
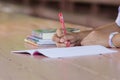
52,12,81,47
52,27,82,47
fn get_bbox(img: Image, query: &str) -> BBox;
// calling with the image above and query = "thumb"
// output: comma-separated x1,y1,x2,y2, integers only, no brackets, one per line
56,28,64,37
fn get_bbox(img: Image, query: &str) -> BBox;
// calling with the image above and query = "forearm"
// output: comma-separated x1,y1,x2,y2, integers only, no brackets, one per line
81,30,110,47
95,22,120,33
75,30,92,41
94,22,120,47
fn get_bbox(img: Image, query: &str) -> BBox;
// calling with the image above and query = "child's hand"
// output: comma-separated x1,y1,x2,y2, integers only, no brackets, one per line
52,28,81,47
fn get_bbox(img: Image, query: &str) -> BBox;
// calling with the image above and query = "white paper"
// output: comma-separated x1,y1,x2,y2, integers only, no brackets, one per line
12,45,117,58
37,39,55,45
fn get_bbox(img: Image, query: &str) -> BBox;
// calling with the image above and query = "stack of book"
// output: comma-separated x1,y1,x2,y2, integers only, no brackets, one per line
24,28,80,46
24,29,56,46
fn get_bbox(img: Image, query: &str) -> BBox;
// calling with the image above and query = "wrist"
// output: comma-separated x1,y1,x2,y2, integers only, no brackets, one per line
109,32,119,48
112,33,120,47
77,30,92,41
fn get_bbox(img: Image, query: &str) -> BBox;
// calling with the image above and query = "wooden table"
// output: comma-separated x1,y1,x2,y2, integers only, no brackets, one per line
0,12,120,80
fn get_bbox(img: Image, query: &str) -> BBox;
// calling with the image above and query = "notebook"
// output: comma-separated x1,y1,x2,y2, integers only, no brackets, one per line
12,45,117,58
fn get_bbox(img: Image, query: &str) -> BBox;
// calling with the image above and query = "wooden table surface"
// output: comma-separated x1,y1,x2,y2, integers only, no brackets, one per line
0,12,120,80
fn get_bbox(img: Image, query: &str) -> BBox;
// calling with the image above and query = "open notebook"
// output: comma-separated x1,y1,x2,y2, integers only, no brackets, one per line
12,45,117,58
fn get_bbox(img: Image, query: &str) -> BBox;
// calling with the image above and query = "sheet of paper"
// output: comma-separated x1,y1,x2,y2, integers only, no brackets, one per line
12,45,117,58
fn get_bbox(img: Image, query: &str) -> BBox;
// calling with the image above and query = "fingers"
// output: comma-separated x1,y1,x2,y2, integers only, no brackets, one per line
55,42,66,47
54,37,80,47
52,28,80,47
52,28,64,42
62,33,77,43
56,28,64,37
55,42,76,47
52,34,60,42
52,34,77,47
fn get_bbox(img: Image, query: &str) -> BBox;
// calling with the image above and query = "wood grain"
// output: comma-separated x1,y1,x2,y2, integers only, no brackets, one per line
0,12,119,80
